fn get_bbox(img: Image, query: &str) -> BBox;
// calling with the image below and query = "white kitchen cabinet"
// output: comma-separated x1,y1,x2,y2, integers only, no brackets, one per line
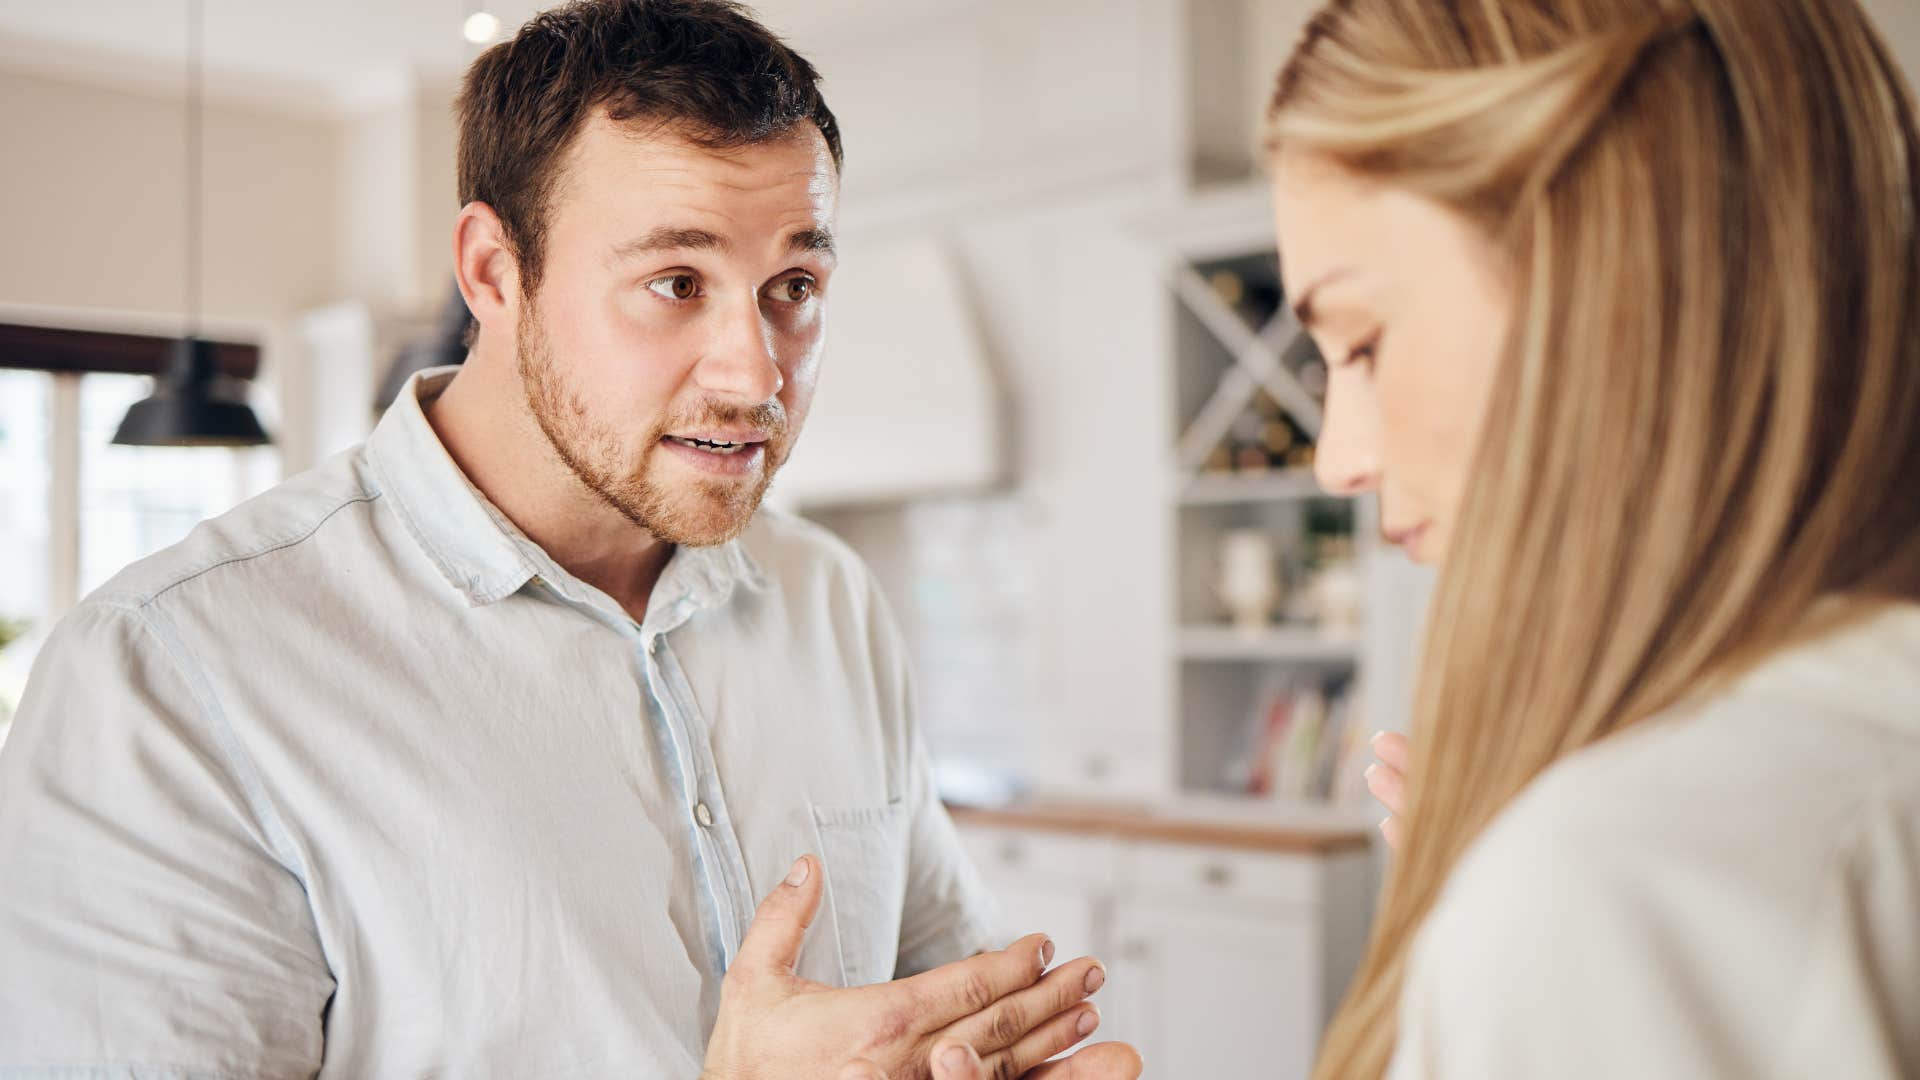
954,817,1375,1078
1110,900,1318,1079
957,825,1121,966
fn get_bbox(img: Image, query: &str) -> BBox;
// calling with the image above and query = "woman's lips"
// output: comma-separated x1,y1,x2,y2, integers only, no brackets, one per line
1384,521,1430,558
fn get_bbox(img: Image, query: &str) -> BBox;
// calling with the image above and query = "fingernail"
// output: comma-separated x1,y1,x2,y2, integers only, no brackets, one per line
941,1045,973,1071
1084,965,1106,993
786,857,810,886
1041,938,1056,968
1370,731,1387,749
1379,817,1393,835
1364,764,1379,781
1077,1008,1100,1036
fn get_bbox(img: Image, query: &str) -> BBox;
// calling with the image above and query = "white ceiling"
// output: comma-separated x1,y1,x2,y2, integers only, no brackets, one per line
0,0,940,115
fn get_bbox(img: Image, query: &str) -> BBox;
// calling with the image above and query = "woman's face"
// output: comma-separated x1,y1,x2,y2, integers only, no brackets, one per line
1270,151,1513,565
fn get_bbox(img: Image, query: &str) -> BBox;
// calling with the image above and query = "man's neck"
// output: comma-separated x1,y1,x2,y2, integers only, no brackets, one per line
423,358,673,624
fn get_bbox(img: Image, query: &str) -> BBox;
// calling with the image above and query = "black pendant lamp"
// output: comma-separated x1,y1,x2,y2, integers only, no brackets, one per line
114,0,270,448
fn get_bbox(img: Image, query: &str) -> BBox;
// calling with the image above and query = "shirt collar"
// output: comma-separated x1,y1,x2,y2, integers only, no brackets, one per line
366,365,768,620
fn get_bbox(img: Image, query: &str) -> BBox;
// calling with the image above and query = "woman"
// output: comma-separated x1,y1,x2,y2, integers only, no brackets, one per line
853,0,1920,1077
1278,0,1920,1077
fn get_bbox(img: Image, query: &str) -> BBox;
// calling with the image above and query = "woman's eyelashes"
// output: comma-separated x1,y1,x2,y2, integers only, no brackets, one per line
1345,330,1383,370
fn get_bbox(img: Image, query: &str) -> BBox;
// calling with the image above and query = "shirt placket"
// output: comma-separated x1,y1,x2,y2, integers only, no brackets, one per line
642,625,756,971
526,574,753,976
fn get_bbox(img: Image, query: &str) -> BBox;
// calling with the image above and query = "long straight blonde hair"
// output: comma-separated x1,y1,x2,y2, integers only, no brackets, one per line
1267,2,1920,1076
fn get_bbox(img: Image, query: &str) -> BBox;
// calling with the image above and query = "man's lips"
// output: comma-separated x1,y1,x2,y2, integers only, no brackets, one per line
663,430,770,447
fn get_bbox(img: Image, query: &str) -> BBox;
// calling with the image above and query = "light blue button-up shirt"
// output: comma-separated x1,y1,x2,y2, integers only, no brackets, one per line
0,368,996,1078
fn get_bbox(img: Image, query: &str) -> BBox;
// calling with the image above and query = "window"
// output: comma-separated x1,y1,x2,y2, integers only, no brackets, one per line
0,371,277,739
0,371,53,722
78,374,277,596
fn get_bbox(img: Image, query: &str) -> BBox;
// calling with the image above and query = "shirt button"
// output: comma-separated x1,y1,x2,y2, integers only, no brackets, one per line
649,636,664,656
695,801,715,828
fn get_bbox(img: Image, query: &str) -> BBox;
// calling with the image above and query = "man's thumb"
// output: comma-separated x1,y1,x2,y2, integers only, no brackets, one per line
931,1041,985,1080
734,855,823,978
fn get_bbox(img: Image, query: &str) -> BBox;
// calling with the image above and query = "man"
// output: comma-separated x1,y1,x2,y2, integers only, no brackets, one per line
0,2,1138,1076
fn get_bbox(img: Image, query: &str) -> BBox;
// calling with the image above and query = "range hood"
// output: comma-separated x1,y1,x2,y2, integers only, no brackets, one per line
774,235,1008,508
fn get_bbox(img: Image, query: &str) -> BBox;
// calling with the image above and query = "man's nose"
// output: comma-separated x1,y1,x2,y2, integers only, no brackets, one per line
695,293,786,403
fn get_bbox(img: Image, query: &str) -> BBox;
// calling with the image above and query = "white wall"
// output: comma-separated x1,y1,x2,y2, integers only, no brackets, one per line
1864,0,1920,81
0,67,337,326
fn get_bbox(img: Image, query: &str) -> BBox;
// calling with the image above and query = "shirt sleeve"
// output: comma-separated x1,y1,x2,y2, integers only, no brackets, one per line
0,599,333,1077
861,581,999,978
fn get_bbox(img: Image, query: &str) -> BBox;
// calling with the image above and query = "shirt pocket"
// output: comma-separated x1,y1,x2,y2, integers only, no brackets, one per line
811,799,910,987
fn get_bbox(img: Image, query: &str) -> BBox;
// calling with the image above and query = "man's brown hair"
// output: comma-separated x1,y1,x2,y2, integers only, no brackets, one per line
456,0,842,295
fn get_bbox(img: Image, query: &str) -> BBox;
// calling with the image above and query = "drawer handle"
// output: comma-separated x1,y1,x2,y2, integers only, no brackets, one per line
1202,863,1234,888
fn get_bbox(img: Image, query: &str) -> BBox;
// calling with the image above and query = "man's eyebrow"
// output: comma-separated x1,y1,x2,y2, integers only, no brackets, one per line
606,226,836,261
789,227,836,258
610,227,731,260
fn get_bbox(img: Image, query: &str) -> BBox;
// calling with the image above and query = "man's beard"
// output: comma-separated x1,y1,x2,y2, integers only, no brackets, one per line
516,308,789,548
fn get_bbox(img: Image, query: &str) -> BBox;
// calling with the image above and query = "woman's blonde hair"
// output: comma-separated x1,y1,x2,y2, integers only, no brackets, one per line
1267,2,1920,1076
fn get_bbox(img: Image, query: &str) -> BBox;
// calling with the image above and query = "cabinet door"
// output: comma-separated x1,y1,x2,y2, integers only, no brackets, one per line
1110,900,1321,1080
957,825,1115,964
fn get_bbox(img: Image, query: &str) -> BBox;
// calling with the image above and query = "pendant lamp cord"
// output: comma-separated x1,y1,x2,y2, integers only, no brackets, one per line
186,0,203,340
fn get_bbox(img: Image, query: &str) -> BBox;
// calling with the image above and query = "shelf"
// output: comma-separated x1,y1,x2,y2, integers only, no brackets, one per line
1180,469,1334,505
947,795,1373,854
1178,625,1359,663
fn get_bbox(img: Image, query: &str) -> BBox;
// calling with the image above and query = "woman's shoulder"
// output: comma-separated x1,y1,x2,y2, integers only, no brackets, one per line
1482,599,1920,867
1395,601,1920,1078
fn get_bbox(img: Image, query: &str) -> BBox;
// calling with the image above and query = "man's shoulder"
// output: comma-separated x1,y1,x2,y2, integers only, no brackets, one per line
89,446,384,610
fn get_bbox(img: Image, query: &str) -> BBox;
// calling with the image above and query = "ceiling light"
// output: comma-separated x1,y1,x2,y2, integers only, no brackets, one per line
115,0,270,448
464,11,501,44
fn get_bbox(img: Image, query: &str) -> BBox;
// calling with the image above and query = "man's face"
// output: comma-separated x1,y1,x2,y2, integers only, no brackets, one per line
517,111,839,547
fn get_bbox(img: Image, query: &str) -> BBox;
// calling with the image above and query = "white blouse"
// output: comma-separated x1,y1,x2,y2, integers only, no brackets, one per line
1388,602,1920,1079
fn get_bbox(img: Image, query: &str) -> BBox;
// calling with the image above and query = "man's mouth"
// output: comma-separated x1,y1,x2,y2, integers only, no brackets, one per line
663,435,755,456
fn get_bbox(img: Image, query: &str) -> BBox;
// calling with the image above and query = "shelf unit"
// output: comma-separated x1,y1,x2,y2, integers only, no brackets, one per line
1150,181,1384,814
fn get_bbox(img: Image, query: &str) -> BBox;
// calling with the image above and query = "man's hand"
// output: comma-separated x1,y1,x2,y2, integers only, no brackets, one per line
837,1037,1145,1080
702,855,1111,1080
1364,731,1410,850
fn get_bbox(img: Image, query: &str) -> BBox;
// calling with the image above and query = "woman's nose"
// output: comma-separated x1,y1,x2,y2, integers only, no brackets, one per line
1312,381,1382,496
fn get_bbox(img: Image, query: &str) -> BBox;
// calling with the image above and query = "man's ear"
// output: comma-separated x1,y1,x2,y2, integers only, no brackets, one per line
453,201,523,338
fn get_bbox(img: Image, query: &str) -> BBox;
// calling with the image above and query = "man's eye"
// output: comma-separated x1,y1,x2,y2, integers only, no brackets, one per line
775,277,815,303
647,274,700,301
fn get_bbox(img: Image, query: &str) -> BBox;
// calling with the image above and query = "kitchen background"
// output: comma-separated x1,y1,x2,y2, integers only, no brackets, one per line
2,1,1916,1075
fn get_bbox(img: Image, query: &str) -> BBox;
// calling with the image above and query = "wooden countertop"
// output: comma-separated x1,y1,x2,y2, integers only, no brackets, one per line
946,800,1374,855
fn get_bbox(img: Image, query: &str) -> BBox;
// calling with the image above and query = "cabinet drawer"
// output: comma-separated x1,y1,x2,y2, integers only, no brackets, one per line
1126,841,1323,908
957,824,1122,888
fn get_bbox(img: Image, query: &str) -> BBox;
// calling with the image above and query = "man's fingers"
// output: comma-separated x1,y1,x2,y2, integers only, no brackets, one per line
930,1040,986,1080
839,1060,891,1080
1364,759,1407,818
1019,1042,1145,1080
732,855,823,978
1371,731,1410,771
978,1002,1103,1079
889,932,1053,1030
939,956,1106,1056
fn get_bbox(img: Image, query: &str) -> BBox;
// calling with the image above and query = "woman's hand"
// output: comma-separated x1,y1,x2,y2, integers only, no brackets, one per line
1365,732,1410,850
838,1036,1145,1080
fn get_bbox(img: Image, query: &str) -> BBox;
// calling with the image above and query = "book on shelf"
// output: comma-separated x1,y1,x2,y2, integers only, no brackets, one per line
1227,676,1371,806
